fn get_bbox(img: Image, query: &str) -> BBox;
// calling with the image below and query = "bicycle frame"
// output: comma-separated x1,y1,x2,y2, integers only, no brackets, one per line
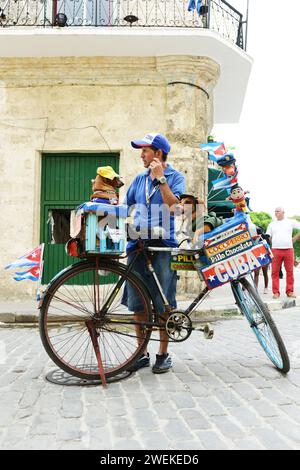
99,244,211,331
96,248,171,329
39,238,290,382
143,246,211,317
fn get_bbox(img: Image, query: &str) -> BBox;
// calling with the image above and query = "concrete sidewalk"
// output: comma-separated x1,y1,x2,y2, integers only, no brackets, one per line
1,268,300,324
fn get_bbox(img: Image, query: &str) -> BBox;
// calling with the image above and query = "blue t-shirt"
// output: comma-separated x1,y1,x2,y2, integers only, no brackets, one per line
124,164,185,251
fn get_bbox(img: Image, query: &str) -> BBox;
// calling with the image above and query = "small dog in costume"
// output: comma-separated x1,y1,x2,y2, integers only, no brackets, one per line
91,166,124,205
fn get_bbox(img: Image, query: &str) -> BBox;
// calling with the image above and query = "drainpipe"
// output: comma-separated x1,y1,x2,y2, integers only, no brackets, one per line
52,0,58,26
245,0,250,51
207,0,211,29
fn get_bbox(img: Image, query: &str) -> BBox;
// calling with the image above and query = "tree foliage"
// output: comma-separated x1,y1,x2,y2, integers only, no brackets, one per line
292,215,300,259
249,212,272,232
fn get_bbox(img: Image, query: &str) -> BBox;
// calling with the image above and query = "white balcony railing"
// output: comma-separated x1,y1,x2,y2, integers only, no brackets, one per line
0,0,246,49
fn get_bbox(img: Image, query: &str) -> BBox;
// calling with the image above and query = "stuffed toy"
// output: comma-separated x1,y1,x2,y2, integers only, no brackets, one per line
227,185,249,212
217,153,238,182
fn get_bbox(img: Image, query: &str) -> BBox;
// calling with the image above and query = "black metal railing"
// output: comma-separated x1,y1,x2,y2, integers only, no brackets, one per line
0,0,247,50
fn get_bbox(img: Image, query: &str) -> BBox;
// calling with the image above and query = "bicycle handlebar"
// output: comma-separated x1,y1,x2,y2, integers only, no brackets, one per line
146,246,202,255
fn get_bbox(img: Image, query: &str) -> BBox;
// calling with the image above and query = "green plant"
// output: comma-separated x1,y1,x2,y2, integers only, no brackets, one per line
292,215,300,259
249,212,272,232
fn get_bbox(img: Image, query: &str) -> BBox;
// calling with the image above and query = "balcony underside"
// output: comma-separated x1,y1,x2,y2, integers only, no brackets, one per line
0,27,252,123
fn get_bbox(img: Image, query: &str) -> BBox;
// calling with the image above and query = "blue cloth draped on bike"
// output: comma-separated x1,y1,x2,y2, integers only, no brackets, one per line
188,0,202,15
76,201,128,218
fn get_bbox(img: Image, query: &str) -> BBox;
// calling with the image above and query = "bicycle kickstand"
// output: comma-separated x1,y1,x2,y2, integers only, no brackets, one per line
86,321,107,388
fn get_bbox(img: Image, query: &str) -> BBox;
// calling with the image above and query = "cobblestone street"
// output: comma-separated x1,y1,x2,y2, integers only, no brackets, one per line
1,308,300,450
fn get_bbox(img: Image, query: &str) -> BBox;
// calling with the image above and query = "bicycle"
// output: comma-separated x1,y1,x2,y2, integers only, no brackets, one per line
39,235,290,385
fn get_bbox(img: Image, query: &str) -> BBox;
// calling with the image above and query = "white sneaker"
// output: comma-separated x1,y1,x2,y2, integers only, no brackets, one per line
263,288,268,294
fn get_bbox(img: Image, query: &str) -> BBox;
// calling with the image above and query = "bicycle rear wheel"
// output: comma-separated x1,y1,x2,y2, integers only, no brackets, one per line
39,260,153,380
231,277,290,373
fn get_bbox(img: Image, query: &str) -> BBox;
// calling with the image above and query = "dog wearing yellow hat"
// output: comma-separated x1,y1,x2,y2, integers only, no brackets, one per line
91,166,124,205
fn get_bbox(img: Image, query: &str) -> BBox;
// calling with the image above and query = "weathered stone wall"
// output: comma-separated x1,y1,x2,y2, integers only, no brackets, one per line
0,55,219,300
157,56,219,294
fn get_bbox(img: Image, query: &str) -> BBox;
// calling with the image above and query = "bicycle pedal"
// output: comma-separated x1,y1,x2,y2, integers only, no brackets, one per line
195,323,214,340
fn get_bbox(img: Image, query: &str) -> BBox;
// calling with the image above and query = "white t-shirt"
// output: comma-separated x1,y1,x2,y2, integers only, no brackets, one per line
266,218,300,249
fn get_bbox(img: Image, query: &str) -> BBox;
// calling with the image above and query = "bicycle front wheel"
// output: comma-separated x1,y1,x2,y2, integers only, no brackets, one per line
39,260,153,380
231,277,290,373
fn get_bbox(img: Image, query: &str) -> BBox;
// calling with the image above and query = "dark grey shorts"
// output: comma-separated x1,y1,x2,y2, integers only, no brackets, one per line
121,250,177,312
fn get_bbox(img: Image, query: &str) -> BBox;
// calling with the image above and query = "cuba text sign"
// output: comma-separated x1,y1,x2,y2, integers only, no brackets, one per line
201,243,272,290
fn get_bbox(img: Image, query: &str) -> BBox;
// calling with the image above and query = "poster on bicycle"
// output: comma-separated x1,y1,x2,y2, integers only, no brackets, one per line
201,242,273,289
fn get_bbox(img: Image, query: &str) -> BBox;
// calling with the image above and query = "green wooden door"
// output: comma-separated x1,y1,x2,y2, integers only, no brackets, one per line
40,152,119,284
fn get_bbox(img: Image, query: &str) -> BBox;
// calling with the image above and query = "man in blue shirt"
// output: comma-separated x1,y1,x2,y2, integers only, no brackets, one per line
123,133,185,373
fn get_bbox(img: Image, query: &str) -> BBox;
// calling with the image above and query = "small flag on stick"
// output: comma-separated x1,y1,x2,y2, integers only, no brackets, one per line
200,142,227,161
4,244,45,300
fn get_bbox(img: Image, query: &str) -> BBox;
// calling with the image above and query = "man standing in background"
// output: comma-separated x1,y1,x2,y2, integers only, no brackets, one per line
266,207,300,299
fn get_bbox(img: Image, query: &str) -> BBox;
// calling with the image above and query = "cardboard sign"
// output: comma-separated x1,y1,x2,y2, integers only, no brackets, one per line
205,231,252,257
170,253,197,271
204,221,249,248
203,220,254,265
201,243,272,290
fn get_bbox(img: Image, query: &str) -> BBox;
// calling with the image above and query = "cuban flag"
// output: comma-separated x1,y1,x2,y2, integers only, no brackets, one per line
14,265,41,282
4,244,45,300
200,142,226,161
188,0,202,15
4,245,43,271
211,174,238,191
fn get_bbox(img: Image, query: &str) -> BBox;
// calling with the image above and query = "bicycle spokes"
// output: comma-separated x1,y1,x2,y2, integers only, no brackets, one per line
232,278,290,373
40,262,153,380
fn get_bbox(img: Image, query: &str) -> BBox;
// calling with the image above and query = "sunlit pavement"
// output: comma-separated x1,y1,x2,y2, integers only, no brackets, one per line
0,307,300,450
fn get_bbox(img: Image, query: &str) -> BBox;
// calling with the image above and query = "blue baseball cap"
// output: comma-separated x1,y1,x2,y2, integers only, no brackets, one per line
217,153,236,166
131,133,171,154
